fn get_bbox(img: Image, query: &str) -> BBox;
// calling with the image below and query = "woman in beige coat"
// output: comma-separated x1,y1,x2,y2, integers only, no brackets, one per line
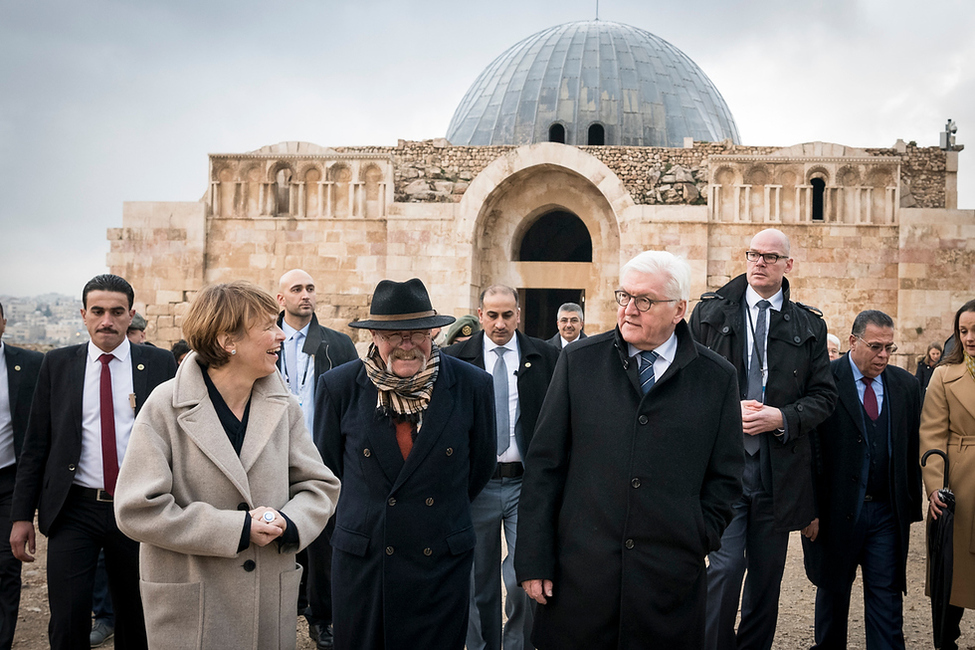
114,282,340,650
921,298,975,650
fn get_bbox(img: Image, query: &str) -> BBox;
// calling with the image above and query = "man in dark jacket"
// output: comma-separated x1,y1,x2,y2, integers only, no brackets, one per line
443,285,558,650
0,302,42,648
276,268,358,650
689,228,837,650
802,310,922,649
545,303,587,350
315,278,496,650
516,250,744,649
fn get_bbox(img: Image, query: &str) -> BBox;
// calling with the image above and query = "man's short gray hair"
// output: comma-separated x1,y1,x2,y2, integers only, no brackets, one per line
620,251,690,301
557,302,584,319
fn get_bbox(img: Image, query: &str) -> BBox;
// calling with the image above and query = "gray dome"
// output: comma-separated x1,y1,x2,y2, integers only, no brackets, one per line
446,20,741,147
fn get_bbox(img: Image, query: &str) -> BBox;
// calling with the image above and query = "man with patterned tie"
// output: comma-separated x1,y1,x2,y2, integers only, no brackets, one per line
516,251,743,648
276,268,358,650
9,274,176,650
689,228,837,650
801,310,922,649
443,285,558,650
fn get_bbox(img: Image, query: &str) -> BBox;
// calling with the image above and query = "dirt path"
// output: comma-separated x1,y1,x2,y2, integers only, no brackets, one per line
10,520,975,648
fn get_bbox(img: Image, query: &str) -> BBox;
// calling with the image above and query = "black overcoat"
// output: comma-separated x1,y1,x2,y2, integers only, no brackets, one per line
688,274,837,531
802,355,923,592
314,353,497,650
515,322,744,649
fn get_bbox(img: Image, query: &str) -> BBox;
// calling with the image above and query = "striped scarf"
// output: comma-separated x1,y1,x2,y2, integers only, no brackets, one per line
363,342,440,427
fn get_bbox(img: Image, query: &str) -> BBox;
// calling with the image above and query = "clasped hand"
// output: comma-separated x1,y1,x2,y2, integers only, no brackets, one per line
249,507,286,547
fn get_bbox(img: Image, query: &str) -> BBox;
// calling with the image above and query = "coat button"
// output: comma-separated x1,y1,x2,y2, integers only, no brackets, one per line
243,560,256,572
784,313,791,321
237,502,248,511
631,478,641,488
796,404,804,412
423,548,432,556
721,326,730,334
794,336,801,343
625,539,635,549
67,464,76,472
363,448,371,457
446,448,453,456
425,498,434,506
387,498,396,507
386,546,395,556
638,415,648,425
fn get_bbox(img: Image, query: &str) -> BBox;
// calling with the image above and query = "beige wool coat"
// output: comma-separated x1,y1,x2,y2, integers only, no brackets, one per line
920,362,975,609
114,353,340,650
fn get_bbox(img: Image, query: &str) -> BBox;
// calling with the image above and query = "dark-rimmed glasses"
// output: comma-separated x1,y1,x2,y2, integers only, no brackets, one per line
614,290,678,313
745,251,788,264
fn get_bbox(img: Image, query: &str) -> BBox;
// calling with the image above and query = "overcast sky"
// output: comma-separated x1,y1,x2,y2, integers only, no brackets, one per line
2,0,972,297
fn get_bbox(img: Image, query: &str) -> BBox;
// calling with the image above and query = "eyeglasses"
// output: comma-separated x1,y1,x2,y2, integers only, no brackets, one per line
614,290,678,313
855,336,897,355
745,251,788,264
558,317,581,324
376,331,431,346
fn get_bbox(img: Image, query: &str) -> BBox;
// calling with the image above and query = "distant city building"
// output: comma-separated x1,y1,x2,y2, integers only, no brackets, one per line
107,18,970,366
1,295,87,346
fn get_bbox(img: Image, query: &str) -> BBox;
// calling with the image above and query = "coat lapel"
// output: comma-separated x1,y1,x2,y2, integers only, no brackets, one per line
68,346,88,444
943,363,975,424
130,344,150,412
834,357,866,438
238,373,291,475
356,368,406,485
391,357,456,492
173,356,252,503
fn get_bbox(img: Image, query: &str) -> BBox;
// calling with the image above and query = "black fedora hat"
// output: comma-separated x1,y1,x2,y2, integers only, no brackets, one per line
350,278,456,331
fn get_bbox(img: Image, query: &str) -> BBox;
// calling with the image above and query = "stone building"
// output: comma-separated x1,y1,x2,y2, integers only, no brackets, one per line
108,20,972,367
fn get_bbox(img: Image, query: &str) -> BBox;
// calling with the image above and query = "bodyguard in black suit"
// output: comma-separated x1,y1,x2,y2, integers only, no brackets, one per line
443,286,558,650
9,275,177,650
802,310,922,649
0,303,42,649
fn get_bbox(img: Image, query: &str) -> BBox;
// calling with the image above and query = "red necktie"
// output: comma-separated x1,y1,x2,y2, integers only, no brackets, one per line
862,377,879,421
98,354,119,495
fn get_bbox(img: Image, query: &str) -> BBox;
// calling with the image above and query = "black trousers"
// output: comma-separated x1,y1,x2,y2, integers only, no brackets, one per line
303,515,335,625
0,466,21,650
46,487,147,650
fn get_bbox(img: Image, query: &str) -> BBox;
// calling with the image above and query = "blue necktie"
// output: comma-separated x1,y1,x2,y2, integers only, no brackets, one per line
639,350,658,394
493,348,510,454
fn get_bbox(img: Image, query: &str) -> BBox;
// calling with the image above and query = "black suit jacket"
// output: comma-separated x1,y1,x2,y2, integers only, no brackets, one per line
802,354,923,592
545,331,587,350
11,343,177,534
3,343,44,462
443,331,559,458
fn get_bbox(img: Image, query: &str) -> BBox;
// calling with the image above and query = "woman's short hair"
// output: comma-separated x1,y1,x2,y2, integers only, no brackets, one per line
182,282,279,368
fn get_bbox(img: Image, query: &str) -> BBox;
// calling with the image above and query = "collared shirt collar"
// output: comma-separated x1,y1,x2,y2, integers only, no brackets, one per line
484,332,520,359
627,330,678,364
745,285,784,312
847,352,885,390
87,337,131,363
281,319,311,341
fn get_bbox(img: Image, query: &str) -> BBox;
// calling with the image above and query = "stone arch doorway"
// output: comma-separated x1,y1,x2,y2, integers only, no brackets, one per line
517,209,593,338
464,155,623,337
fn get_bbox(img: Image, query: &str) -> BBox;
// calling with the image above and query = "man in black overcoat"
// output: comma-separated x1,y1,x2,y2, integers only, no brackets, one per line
689,228,837,650
802,310,922,649
0,302,43,648
516,250,744,649
315,278,496,650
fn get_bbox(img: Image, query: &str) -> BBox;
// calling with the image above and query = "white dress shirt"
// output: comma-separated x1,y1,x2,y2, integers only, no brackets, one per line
77,338,135,489
280,320,315,436
744,285,784,390
483,335,523,463
0,342,14,469
627,330,678,382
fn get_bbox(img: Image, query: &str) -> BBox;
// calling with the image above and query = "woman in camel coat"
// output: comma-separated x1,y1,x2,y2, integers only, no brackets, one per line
115,282,340,650
921,298,975,647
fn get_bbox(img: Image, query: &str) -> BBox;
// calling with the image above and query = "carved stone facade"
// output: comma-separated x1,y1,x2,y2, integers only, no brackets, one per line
109,139,971,369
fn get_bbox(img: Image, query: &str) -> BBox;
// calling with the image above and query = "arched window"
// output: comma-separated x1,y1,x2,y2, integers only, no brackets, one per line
811,178,826,222
588,123,605,146
275,168,292,215
549,123,566,143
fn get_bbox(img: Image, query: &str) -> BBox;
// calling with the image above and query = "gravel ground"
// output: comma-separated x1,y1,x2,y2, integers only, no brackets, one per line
10,520,975,648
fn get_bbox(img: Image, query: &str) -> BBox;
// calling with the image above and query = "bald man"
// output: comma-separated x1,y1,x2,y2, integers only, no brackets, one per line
690,229,836,650
276,269,359,650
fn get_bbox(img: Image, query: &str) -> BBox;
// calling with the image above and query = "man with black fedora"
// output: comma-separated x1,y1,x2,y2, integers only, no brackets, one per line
314,278,497,650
